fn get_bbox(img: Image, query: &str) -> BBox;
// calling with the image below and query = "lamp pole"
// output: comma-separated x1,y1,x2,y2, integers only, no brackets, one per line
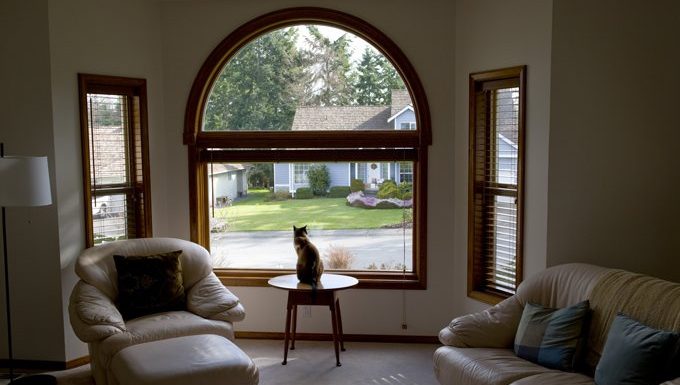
1,142,15,382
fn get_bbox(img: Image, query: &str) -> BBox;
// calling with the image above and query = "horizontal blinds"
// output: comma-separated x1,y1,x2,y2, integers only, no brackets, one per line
472,81,520,296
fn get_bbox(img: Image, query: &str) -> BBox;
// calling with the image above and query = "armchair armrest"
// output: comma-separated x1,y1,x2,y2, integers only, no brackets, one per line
69,281,126,343
439,296,523,348
661,378,680,385
187,273,245,323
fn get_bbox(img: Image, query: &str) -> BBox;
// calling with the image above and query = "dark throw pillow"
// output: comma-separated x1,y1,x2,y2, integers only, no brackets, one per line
114,250,186,320
594,313,679,385
514,300,590,371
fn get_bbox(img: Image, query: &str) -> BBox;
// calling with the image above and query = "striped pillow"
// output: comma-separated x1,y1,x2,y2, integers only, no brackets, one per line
514,300,590,371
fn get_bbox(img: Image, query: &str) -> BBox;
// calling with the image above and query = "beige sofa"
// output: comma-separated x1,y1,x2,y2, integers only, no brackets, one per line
434,263,680,385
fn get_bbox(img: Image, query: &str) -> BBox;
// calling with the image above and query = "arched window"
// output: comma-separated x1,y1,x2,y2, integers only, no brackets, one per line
184,7,430,288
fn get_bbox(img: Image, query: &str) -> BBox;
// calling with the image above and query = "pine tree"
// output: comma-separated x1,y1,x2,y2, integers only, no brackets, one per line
203,28,303,131
353,48,384,105
302,26,354,106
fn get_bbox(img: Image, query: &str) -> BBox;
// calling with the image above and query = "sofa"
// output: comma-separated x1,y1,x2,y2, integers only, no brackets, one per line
69,238,248,385
434,263,680,385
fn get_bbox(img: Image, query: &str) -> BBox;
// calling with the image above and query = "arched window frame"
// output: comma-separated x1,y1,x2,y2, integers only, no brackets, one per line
184,7,431,289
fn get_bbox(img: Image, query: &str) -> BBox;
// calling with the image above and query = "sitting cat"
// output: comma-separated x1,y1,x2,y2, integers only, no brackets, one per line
293,225,324,292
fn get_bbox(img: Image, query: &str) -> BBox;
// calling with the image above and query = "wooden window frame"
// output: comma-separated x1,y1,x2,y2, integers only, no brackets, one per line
183,7,431,289
78,74,153,248
467,66,526,304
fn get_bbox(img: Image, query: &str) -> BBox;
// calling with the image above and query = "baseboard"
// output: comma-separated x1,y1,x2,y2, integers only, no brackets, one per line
235,331,439,344
0,356,89,371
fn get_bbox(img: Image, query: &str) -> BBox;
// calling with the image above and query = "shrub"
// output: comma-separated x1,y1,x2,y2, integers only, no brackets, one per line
350,179,365,192
328,186,351,198
307,164,330,196
377,180,399,199
324,244,354,269
398,182,413,199
295,187,313,199
265,190,290,201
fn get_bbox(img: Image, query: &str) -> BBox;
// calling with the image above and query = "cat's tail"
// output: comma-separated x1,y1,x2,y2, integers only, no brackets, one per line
311,280,318,302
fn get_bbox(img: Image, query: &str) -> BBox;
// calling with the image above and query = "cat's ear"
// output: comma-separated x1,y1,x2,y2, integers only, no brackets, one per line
302,225,307,233
293,225,298,231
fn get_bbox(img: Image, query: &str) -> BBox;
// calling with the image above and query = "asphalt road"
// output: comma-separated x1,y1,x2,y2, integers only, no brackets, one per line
210,228,413,271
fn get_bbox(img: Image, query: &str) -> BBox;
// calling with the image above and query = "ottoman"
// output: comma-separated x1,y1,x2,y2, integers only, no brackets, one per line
110,334,258,385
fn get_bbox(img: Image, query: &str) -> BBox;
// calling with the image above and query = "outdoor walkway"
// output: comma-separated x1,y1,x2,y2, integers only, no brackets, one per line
210,228,413,271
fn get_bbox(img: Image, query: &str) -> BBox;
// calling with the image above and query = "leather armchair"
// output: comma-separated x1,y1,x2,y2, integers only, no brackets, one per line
69,238,245,385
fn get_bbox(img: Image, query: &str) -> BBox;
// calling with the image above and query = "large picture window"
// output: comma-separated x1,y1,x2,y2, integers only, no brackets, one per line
78,74,152,247
468,66,525,304
185,8,431,289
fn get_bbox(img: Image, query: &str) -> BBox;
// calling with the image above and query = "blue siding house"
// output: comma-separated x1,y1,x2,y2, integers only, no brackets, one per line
274,90,417,195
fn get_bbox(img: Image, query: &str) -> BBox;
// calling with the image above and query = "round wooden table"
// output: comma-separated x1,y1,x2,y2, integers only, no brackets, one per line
268,273,358,366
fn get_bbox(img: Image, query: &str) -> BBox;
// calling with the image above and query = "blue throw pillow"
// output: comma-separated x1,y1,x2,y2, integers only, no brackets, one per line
514,300,590,371
594,314,679,385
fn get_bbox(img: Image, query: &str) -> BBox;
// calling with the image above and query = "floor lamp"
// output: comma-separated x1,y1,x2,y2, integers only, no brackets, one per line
0,143,56,384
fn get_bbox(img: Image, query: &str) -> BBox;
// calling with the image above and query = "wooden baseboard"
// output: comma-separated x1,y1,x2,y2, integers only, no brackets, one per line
235,331,439,344
0,356,89,371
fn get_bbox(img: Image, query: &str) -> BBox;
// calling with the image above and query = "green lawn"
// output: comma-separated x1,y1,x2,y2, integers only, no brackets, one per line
213,189,410,231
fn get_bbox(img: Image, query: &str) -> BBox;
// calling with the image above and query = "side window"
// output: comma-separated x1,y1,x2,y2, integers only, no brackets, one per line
468,66,525,304
78,74,152,247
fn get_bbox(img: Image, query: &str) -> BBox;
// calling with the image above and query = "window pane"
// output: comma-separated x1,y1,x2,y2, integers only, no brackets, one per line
491,195,517,293
208,162,414,272
495,87,519,185
87,94,129,185
202,25,412,132
92,193,129,244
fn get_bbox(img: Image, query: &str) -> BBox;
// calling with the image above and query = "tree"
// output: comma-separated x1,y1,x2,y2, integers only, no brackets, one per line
203,28,303,131
307,164,330,196
353,48,384,105
247,163,273,188
301,26,354,106
351,47,406,106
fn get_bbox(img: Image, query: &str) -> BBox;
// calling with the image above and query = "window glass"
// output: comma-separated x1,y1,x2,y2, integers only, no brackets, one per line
208,161,414,272
202,25,411,132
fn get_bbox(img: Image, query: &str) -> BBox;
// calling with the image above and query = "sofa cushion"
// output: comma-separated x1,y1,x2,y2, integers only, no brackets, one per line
510,372,595,385
594,314,679,385
434,347,554,385
514,300,590,371
114,250,186,320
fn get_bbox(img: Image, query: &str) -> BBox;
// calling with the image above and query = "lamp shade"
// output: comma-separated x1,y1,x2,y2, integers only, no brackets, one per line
0,156,52,207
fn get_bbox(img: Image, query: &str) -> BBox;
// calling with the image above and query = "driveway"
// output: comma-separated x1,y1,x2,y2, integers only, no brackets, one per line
210,228,413,271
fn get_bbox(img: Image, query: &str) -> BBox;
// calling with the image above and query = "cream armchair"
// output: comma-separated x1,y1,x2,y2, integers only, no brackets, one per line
69,238,245,385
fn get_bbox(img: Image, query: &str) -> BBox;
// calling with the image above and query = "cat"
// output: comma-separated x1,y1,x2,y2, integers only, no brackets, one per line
293,225,324,293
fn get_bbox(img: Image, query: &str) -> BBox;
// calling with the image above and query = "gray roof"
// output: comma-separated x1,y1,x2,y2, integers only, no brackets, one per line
291,106,391,131
390,89,413,117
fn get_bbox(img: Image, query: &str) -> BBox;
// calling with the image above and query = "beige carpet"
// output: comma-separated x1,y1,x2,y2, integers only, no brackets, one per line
33,339,438,385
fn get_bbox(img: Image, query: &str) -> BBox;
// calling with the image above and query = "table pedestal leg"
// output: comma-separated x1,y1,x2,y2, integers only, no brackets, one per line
335,297,345,352
282,299,293,365
329,299,341,366
291,305,298,350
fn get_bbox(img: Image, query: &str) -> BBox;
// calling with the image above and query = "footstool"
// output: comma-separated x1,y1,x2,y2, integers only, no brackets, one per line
110,334,258,385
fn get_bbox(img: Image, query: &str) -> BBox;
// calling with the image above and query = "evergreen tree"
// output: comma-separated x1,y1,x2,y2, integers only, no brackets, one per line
203,28,303,131
376,54,406,105
302,26,354,106
353,48,384,105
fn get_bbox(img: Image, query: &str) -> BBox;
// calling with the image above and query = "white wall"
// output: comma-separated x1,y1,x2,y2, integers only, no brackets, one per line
453,0,553,314
0,0,65,362
547,0,680,280
48,0,166,360
159,0,457,336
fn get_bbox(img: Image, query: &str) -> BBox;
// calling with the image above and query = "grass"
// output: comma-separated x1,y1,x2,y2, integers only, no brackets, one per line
213,189,410,231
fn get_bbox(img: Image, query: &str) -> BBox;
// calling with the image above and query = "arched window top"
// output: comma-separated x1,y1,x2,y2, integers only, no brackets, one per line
184,7,431,146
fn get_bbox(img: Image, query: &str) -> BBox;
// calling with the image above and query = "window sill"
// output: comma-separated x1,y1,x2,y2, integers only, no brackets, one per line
216,269,426,290
467,290,510,305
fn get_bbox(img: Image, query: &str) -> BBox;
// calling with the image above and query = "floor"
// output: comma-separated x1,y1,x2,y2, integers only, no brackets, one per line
2,339,439,385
